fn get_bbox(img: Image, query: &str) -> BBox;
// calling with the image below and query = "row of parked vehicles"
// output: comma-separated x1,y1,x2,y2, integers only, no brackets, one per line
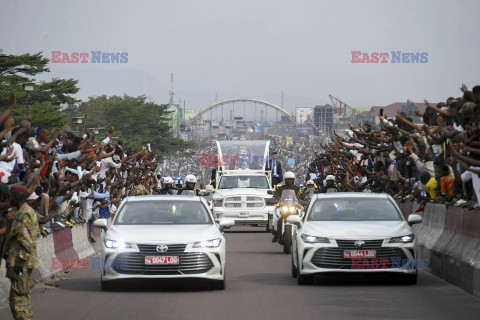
94,140,422,290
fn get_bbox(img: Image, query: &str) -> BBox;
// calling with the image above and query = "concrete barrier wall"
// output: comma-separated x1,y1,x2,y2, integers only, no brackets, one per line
0,224,101,307
400,201,480,297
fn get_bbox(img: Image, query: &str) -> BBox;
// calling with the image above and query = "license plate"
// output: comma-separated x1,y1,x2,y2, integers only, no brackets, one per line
343,250,376,258
239,212,249,217
145,256,179,265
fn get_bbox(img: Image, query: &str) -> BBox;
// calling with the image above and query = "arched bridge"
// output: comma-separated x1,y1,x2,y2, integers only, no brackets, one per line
195,98,294,123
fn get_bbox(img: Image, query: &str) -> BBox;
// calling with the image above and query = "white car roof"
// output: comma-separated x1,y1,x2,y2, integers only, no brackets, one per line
310,192,392,200
125,195,203,202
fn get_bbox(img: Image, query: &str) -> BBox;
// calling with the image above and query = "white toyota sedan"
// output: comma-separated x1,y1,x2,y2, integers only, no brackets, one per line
288,193,422,285
94,195,234,290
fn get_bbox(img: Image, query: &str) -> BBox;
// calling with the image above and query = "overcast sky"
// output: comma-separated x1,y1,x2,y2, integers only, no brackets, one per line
2,0,480,114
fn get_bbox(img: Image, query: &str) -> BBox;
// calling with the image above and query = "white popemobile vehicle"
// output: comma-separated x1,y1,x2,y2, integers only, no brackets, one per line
212,140,276,227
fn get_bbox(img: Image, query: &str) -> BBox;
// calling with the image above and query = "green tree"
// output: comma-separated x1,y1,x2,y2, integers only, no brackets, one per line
77,95,194,154
0,51,79,130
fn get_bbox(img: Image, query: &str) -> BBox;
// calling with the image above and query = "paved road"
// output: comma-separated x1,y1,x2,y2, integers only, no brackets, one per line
1,227,480,320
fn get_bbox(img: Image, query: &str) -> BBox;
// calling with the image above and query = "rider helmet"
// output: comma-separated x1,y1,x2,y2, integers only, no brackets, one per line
325,175,335,181
185,174,197,184
284,171,295,180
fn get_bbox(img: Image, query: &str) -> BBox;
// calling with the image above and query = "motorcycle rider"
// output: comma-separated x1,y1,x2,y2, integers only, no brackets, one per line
303,180,317,196
178,174,200,195
175,177,183,190
272,171,307,242
319,175,339,193
159,176,176,195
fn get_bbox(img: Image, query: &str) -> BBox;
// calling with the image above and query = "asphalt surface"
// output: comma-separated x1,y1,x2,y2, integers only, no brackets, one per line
1,226,480,320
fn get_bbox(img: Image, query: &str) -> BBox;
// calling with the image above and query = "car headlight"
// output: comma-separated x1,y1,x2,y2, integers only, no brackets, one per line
301,234,330,244
389,234,414,243
213,199,223,207
104,239,132,249
193,238,222,248
289,206,295,213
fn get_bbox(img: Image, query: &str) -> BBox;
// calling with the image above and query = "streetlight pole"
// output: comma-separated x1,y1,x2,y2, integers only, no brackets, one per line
22,82,34,117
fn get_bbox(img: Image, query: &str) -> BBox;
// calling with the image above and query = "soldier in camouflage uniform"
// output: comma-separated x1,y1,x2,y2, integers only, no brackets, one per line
1,184,39,320
129,176,151,196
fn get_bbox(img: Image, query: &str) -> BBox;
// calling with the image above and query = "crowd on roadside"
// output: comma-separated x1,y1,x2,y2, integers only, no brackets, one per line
303,84,480,210
0,90,160,248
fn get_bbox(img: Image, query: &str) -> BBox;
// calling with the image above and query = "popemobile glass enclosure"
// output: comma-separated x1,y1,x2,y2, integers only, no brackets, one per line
215,140,270,171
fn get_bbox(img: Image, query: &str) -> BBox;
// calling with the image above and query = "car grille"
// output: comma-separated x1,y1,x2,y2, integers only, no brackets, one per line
224,195,264,209
112,252,214,275
311,239,407,269
136,243,187,254
335,239,385,248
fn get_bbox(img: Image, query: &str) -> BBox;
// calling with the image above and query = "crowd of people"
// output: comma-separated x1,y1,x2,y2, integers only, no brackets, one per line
0,91,164,246
303,84,480,210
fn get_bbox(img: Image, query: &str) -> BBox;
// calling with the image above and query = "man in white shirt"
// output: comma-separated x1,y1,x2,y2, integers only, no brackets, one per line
98,155,122,180
0,128,27,181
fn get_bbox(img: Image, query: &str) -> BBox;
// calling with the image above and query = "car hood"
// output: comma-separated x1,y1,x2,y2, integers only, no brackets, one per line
106,224,221,244
214,188,269,198
301,220,412,239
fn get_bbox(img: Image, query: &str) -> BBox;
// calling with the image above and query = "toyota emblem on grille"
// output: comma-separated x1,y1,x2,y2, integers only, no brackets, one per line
156,244,168,253
354,240,365,248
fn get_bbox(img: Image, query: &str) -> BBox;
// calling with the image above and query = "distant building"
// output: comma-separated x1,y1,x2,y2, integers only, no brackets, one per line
357,101,433,125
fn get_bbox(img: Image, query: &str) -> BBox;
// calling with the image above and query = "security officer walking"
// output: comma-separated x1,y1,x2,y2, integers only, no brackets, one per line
266,151,283,187
2,184,39,320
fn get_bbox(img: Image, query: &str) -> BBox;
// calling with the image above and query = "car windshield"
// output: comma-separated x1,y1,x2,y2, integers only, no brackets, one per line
115,200,212,225
308,197,402,221
218,175,269,189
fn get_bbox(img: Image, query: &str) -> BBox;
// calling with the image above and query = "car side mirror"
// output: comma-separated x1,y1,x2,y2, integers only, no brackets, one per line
218,218,235,231
286,215,301,225
267,190,274,195
94,218,108,230
407,214,422,226
266,198,278,205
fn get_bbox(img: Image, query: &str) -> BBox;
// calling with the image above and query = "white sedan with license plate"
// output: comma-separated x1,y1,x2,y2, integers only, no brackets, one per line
94,195,234,290
289,193,422,285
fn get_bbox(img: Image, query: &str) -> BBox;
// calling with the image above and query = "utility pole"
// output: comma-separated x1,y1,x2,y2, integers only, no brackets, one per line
168,73,174,105
281,90,284,108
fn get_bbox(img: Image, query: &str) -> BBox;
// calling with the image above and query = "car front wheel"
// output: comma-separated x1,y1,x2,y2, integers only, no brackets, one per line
101,279,115,291
291,253,297,278
211,277,226,290
297,265,313,285
400,272,418,285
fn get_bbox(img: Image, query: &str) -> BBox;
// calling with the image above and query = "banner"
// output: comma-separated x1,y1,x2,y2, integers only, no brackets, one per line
296,107,313,126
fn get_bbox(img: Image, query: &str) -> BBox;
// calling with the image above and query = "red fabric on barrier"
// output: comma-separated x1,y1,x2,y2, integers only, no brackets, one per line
53,227,79,263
